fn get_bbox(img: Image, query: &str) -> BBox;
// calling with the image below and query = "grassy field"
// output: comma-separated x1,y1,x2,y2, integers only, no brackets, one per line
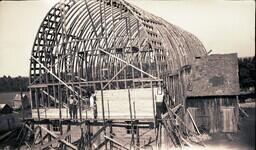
0,92,18,105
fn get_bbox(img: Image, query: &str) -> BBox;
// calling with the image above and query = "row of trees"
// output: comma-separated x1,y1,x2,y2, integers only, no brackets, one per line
0,56,254,93
0,76,29,92
238,56,255,91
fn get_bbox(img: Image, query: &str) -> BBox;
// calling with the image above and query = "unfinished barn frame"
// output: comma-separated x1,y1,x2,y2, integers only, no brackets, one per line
24,0,238,149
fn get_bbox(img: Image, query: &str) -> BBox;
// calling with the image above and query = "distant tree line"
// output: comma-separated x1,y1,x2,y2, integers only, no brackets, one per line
0,56,254,93
0,76,29,93
238,56,255,91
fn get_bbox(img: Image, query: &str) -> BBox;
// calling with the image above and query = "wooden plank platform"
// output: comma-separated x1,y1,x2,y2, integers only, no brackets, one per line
32,88,163,120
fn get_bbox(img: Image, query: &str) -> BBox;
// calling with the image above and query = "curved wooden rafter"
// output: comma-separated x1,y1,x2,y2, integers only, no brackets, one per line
26,2,209,148
29,0,207,108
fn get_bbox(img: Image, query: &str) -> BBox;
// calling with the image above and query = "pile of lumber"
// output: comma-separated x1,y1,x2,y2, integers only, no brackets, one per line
161,99,206,148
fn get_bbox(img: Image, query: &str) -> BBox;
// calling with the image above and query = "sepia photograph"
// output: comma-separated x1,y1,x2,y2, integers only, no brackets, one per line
0,0,255,149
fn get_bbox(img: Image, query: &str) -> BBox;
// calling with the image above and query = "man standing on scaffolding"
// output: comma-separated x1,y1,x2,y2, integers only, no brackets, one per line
92,91,97,120
69,95,74,119
73,96,78,119
89,92,94,108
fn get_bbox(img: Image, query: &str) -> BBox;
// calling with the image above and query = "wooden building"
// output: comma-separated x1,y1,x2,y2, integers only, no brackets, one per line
12,93,31,109
0,92,30,109
186,53,240,133
20,0,239,149
0,104,13,114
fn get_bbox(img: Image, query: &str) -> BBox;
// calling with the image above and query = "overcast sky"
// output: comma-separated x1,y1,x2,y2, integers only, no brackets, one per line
0,0,255,77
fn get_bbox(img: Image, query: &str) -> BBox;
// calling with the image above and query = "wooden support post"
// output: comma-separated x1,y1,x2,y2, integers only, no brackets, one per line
100,82,107,150
136,120,140,150
107,100,110,119
67,123,71,142
58,85,63,136
151,81,156,129
110,122,113,150
88,121,92,150
159,123,162,149
133,101,136,120
128,88,135,148
47,123,52,144
78,83,82,121
35,89,40,120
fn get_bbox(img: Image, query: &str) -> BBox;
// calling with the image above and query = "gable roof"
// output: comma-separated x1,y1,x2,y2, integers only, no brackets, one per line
0,104,13,114
0,104,7,109
13,93,27,101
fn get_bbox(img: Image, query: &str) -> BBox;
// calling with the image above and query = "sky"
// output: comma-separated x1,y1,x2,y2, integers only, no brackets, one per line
0,0,255,77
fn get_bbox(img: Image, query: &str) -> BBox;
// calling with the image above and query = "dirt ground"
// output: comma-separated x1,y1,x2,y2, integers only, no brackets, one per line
203,106,255,150
184,105,255,150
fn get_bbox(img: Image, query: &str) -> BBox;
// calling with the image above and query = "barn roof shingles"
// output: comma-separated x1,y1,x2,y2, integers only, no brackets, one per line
186,53,240,97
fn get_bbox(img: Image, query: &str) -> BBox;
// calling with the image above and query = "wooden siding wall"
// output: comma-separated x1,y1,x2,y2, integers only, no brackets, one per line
163,67,191,108
96,88,159,119
186,96,238,133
